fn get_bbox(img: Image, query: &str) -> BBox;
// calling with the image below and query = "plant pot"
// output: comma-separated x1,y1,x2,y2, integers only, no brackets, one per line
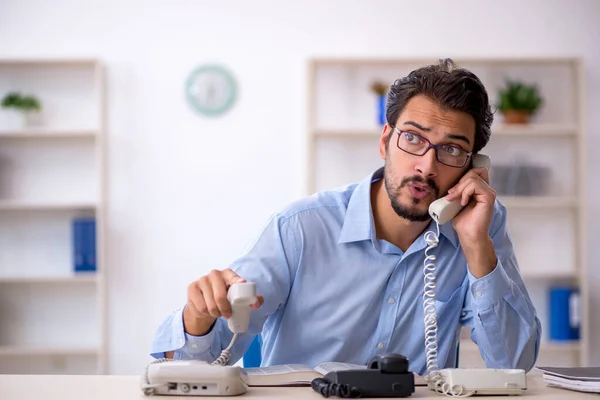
502,109,530,124
0,110,43,129
23,110,42,127
1,109,24,129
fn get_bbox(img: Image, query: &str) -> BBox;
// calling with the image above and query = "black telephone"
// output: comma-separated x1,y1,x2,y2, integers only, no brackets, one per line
311,353,414,398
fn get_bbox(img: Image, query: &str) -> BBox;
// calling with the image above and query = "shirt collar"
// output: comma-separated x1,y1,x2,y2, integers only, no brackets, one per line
338,167,459,248
337,168,379,244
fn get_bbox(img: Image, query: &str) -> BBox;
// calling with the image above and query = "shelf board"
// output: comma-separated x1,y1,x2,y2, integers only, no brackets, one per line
313,129,380,138
0,275,97,284
0,200,96,211
498,196,577,208
313,124,578,139
0,129,98,139
492,124,578,137
0,345,98,356
520,270,577,279
0,59,99,67
311,57,579,67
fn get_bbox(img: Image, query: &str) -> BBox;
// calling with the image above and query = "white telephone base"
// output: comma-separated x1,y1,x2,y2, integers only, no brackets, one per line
428,368,527,396
143,360,248,396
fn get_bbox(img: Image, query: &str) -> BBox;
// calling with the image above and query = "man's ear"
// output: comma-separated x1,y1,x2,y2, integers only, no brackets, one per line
379,124,392,160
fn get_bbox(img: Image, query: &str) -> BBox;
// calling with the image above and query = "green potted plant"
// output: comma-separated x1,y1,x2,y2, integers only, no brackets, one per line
497,80,543,124
1,91,42,128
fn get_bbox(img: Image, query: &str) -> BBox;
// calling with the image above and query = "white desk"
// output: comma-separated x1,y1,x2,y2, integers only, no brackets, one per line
0,374,597,399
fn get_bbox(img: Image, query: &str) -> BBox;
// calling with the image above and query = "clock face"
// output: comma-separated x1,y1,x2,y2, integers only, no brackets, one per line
185,65,237,116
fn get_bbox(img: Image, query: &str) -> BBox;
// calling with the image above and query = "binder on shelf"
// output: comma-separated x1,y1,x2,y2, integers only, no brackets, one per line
72,217,96,273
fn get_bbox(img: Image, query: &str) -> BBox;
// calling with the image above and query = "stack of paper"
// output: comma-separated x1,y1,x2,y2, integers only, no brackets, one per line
536,366,600,394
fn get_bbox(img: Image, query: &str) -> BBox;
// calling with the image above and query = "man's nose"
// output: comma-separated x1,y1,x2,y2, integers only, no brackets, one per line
414,148,438,178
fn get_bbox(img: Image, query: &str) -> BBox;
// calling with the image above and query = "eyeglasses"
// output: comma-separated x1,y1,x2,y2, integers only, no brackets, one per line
393,127,472,168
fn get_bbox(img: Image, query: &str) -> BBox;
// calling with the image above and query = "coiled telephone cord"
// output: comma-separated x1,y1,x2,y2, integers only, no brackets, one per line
423,223,474,398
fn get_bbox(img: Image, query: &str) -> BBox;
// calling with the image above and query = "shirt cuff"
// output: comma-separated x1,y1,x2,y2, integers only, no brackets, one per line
182,327,217,355
150,307,218,358
467,259,512,309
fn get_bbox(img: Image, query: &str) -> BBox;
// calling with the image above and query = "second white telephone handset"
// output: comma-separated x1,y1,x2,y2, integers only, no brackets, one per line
421,154,527,397
428,153,491,225
140,282,257,396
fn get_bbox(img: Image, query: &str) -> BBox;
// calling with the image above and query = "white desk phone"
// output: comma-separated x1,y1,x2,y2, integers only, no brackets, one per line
140,282,257,396
140,153,527,398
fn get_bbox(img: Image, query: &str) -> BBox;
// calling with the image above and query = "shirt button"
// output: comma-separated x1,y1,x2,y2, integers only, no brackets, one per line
475,290,482,297
377,343,384,349
388,297,395,304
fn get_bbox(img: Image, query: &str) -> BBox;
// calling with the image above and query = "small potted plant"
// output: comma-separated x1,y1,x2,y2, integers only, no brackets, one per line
370,81,388,126
497,80,543,124
1,91,42,128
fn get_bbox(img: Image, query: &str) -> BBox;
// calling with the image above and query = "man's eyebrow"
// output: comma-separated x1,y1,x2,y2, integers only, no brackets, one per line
402,121,430,131
402,120,471,146
446,133,471,145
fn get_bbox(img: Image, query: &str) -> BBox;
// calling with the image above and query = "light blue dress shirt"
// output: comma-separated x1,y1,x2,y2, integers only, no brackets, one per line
150,167,541,375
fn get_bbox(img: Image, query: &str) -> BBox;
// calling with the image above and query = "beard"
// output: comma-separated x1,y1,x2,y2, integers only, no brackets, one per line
383,164,440,222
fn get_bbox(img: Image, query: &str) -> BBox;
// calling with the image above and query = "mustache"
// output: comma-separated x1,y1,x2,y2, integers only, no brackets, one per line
399,175,439,196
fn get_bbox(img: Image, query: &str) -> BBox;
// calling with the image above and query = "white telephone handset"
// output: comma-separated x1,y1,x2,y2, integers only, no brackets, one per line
422,154,527,397
428,153,491,225
140,282,257,396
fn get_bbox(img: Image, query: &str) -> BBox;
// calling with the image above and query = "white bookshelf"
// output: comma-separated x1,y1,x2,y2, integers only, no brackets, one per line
0,129,98,139
306,57,588,368
0,59,107,374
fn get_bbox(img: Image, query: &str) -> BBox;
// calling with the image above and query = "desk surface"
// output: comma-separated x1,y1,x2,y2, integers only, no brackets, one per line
0,373,597,399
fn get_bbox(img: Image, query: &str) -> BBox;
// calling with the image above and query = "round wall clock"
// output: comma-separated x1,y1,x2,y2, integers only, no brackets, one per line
185,64,237,116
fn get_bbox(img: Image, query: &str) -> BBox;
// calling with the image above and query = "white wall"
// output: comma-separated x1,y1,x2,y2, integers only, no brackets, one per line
1,0,599,374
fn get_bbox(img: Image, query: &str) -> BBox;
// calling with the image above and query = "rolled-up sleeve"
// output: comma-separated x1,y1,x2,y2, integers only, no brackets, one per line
150,307,220,360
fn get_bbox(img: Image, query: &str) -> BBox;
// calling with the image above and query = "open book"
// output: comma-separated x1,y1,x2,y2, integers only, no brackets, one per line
243,362,426,387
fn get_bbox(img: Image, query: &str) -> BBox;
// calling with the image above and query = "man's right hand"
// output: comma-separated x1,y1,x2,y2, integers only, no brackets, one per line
183,268,264,336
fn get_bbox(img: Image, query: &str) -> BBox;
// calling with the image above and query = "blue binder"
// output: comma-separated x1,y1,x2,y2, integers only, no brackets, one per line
243,335,262,368
72,217,96,273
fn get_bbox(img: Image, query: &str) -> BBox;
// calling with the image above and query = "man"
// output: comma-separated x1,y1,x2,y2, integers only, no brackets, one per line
150,58,541,376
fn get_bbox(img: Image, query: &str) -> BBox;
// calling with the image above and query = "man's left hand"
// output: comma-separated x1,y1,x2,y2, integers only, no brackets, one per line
444,166,498,278
445,166,495,240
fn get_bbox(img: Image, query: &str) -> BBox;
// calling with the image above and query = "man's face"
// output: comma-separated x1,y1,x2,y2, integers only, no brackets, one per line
379,94,476,222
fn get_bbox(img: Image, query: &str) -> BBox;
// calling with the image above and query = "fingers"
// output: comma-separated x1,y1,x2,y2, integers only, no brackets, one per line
187,269,264,321
221,268,245,286
187,281,208,319
476,167,490,184
446,171,486,200
209,270,232,319
252,295,264,309
197,278,221,319
461,183,477,206
447,167,489,197
446,172,495,207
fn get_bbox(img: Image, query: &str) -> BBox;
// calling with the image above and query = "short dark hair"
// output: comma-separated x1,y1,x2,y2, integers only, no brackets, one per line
385,58,493,154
